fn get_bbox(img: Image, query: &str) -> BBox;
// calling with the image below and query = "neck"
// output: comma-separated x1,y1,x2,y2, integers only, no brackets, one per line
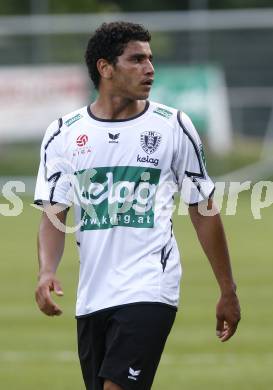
90,95,147,120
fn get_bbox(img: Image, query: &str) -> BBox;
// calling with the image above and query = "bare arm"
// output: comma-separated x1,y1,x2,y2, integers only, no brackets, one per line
189,199,241,342
35,206,68,316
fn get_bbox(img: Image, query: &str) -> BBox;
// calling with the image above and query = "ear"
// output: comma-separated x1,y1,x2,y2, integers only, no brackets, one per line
96,59,113,81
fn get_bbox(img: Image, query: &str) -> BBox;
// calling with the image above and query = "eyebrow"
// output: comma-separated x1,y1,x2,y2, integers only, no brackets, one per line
128,53,153,61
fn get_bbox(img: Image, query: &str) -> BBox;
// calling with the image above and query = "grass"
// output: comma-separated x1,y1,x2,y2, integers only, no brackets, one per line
0,142,40,176
0,193,272,389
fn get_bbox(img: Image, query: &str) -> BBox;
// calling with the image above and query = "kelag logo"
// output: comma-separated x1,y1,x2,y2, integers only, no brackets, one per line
74,166,161,231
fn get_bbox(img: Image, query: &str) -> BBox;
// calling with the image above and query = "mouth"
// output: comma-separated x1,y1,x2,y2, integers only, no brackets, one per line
141,79,154,87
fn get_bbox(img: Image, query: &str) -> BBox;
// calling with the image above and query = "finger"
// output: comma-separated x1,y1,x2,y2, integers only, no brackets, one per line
216,317,224,338
53,280,64,296
40,300,63,316
42,305,62,316
36,285,54,306
51,305,63,316
219,323,238,342
36,286,62,316
43,295,62,316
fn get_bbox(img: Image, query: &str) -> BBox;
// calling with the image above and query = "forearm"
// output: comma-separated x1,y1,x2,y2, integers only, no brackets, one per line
35,208,67,316
38,210,66,277
189,200,241,341
189,202,236,294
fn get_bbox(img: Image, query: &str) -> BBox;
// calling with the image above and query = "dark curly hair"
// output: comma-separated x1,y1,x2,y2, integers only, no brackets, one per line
85,21,151,89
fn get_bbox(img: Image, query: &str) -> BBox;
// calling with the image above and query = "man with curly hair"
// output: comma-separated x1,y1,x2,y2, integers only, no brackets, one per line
34,21,240,390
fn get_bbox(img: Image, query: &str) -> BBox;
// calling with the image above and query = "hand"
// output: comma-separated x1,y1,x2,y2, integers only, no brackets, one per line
35,273,64,316
216,291,241,342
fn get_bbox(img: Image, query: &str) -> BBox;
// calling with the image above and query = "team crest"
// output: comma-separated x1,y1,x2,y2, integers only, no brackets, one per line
140,131,162,155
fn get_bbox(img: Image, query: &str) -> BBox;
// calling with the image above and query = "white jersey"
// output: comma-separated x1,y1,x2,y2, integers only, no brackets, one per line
34,101,214,317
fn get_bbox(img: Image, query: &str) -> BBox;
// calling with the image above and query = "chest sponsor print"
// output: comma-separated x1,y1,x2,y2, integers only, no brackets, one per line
74,166,161,231
136,154,159,166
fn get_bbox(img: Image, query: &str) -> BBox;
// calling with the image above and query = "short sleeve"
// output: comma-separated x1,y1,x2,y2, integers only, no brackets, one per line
172,111,215,205
34,119,73,207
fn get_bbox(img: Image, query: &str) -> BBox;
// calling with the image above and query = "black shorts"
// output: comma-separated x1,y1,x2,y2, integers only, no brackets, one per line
77,303,176,390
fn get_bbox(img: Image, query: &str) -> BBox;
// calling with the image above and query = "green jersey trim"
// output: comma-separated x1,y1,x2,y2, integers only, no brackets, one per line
153,107,173,119
65,113,83,127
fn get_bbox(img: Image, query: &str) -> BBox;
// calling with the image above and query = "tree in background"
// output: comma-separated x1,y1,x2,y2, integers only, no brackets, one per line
0,0,30,14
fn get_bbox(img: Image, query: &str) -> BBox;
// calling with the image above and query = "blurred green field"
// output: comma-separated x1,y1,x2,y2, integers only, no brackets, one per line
0,194,272,390
0,137,263,177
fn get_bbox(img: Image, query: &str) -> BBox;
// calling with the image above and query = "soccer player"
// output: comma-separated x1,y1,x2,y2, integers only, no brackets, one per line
34,22,241,390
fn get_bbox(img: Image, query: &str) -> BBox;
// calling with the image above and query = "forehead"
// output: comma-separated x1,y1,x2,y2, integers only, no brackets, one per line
121,41,152,57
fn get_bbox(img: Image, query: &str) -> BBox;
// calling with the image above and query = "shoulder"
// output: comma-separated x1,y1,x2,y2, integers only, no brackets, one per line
42,106,87,147
149,101,177,122
42,119,62,150
176,111,201,145
149,101,199,140
61,106,87,128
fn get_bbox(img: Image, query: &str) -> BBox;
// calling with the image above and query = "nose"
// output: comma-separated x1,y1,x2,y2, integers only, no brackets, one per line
145,59,154,76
